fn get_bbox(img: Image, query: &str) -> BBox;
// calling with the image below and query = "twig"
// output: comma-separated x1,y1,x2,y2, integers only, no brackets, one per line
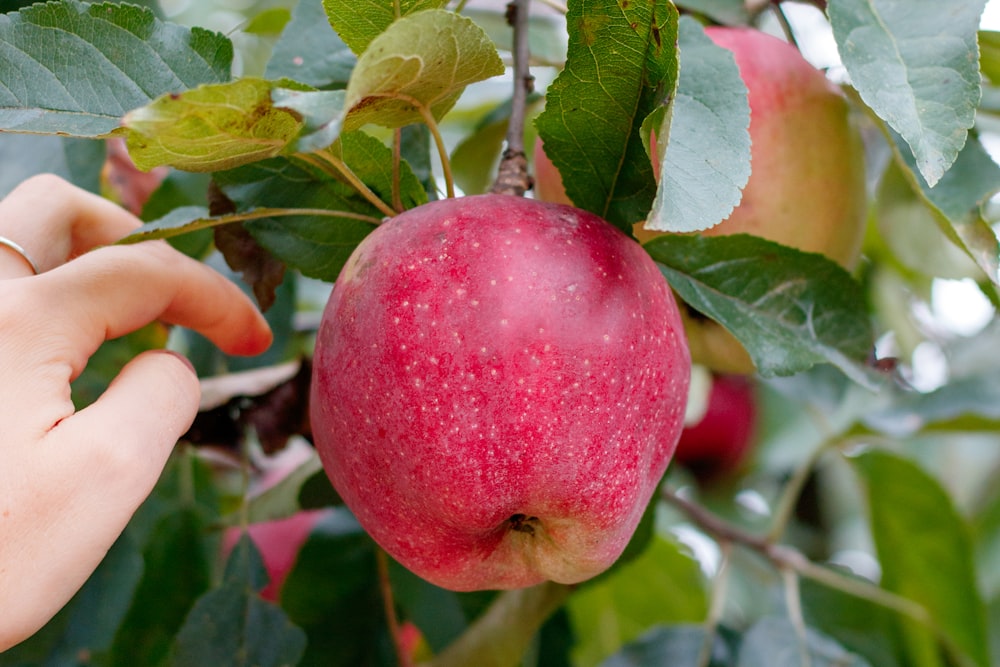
661,487,932,625
491,0,534,197
377,548,413,667
314,150,399,218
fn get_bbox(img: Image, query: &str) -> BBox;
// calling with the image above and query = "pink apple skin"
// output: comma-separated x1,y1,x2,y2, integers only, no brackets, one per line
310,194,691,591
222,510,325,602
674,374,757,476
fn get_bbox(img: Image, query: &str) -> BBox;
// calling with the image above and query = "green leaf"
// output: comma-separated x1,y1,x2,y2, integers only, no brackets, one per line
534,0,678,232
829,0,985,186
265,0,356,89
601,625,734,667
343,9,504,131
0,0,232,137
0,134,104,197
801,576,907,667
281,510,388,667
850,449,991,667
737,617,872,667
123,78,304,172
646,234,876,383
672,0,749,25
864,373,1000,437
567,535,708,666
109,509,213,667
243,7,292,36
876,160,983,281
645,15,750,234
270,88,347,152
885,129,1000,285
210,153,384,281
322,0,447,55
169,583,307,667
980,31,1000,85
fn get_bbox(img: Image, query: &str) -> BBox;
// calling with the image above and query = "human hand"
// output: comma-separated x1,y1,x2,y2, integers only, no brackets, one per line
0,175,272,651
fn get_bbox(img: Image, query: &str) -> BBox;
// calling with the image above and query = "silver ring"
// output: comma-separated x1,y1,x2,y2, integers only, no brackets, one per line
0,235,40,275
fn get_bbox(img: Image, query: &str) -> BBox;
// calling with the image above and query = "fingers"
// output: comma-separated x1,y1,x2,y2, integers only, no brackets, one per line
0,174,142,279
0,351,201,649
32,241,272,373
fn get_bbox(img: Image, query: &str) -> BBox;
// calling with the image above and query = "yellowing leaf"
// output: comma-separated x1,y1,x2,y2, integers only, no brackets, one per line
343,9,504,131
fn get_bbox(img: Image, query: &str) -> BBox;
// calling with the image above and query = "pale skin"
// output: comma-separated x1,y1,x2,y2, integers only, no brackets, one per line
0,174,273,651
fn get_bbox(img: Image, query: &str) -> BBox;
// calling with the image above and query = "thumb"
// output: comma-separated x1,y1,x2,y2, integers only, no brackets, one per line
6,351,203,645
53,349,201,501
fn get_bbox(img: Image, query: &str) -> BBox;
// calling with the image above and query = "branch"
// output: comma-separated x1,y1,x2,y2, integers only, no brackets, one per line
491,0,534,197
661,487,932,625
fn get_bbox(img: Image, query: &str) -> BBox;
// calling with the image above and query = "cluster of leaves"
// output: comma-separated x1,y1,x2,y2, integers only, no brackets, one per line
3,0,1000,665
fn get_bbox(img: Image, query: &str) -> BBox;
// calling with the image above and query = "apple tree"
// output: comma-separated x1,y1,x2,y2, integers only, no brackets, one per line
2,0,1000,665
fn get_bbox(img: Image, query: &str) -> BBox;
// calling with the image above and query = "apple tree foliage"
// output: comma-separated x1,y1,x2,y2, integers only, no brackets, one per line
2,0,1000,665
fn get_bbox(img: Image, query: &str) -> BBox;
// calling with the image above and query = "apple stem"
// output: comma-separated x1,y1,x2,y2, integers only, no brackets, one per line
376,548,412,667
770,2,800,51
491,0,534,197
421,581,573,667
391,129,405,212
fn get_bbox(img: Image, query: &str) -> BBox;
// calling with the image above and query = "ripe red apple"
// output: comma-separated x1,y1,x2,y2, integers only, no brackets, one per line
674,374,757,477
222,510,326,602
310,194,691,591
535,27,867,373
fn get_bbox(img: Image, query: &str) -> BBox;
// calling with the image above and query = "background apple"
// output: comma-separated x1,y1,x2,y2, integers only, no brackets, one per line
534,26,867,374
310,194,691,591
674,373,758,478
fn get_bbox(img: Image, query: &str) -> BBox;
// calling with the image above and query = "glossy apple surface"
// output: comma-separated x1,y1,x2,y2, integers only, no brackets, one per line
310,194,690,591
674,374,757,476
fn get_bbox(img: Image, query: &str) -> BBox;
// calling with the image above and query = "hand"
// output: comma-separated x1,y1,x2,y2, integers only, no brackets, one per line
0,175,273,651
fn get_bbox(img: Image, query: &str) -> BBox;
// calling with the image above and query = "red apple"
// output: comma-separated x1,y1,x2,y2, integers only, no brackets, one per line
674,374,757,476
310,194,691,591
222,510,326,602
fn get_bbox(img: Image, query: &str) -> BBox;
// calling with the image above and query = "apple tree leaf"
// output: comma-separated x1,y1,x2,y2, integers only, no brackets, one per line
850,449,990,667
211,131,425,281
122,78,305,172
646,234,876,383
671,0,749,26
644,15,750,234
169,572,307,667
322,0,447,56
0,0,232,137
270,88,347,153
885,128,1000,285
343,9,504,131
265,0,356,89
863,373,1000,437
534,0,679,233
601,625,735,667
979,31,1000,85
737,617,873,667
828,0,985,187
568,535,708,666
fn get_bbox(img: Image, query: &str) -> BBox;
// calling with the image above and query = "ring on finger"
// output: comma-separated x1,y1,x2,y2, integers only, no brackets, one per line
0,235,40,275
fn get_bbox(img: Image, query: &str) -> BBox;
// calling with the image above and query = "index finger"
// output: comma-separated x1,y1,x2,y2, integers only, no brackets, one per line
33,241,272,377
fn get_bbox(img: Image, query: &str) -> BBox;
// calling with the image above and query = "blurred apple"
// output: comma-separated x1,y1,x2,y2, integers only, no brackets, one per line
310,194,690,591
674,374,757,478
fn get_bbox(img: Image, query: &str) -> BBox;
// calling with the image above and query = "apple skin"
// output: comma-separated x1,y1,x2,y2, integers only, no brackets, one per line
535,28,867,374
310,194,691,591
674,374,757,477
222,510,325,602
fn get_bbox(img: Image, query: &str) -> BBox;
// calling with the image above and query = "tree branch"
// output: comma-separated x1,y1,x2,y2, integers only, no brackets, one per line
491,0,534,197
